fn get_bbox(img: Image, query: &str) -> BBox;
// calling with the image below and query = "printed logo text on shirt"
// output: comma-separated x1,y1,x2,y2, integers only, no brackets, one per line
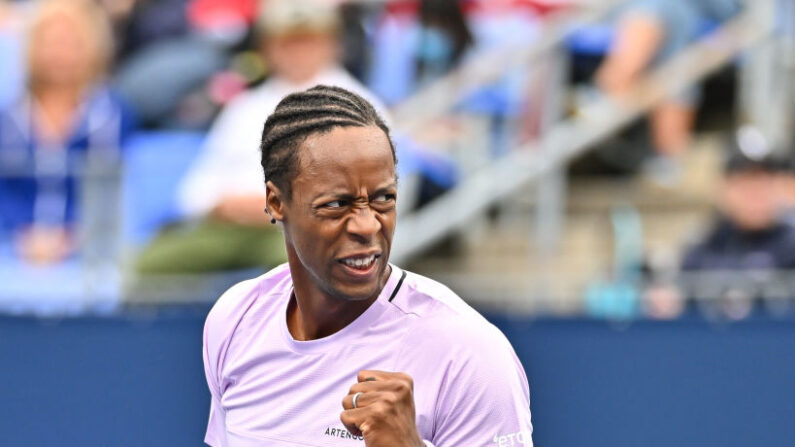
493,430,532,446
324,426,364,441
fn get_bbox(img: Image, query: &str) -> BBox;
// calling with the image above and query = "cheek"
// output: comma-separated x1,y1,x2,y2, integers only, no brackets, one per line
266,45,289,67
291,218,341,261
377,211,397,239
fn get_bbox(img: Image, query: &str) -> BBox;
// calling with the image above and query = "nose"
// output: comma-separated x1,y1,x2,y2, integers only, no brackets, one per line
346,206,381,242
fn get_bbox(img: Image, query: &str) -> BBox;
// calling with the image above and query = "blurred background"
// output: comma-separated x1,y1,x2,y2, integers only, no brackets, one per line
0,0,793,445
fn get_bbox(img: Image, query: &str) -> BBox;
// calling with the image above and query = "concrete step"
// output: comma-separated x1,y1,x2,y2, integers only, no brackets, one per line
407,135,725,310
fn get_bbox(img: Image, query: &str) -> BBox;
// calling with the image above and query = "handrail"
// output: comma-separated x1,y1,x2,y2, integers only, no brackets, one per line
391,6,773,264
390,0,628,134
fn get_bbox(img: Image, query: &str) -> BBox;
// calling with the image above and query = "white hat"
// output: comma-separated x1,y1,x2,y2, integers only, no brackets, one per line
257,0,341,36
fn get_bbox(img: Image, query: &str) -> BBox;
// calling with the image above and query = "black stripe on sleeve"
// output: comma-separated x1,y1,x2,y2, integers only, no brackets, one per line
388,270,407,303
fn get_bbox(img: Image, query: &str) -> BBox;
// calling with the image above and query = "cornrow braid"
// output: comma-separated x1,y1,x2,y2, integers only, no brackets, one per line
260,85,395,199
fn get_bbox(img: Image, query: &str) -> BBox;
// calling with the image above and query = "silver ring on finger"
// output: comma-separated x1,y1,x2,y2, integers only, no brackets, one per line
352,392,363,409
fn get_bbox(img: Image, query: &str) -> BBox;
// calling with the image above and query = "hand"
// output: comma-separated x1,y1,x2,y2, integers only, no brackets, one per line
341,370,424,447
16,226,72,265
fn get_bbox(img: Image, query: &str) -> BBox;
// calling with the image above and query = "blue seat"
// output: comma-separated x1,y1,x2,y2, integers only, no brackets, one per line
566,24,616,56
122,131,205,246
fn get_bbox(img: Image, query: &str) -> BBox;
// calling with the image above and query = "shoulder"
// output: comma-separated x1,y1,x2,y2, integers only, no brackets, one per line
391,271,530,419
392,268,517,365
200,85,281,154
230,84,277,111
204,263,292,349
214,88,269,127
775,222,795,242
87,85,133,114
771,223,795,264
203,264,292,386
216,83,285,127
390,268,485,322
82,86,138,137
681,218,727,267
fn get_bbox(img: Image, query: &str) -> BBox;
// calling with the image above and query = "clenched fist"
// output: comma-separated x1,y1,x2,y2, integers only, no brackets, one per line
340,370,424,447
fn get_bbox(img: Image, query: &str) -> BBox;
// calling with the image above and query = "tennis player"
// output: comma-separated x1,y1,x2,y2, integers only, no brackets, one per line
203,85,533,446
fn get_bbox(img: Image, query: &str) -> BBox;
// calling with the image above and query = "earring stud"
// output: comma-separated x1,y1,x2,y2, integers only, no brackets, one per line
264,207,276,224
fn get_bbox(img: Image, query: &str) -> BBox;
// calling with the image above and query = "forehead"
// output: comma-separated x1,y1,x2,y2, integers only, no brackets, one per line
292,125,394,192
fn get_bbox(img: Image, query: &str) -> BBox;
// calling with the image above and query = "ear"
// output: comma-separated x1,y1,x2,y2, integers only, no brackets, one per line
265,181,286,223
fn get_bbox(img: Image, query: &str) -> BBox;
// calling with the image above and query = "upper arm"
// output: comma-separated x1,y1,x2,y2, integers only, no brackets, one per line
201,278,264,446
430,325,533,447
203,305,229,446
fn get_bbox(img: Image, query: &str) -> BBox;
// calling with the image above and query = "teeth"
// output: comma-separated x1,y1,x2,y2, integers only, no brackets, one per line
342,255,376,269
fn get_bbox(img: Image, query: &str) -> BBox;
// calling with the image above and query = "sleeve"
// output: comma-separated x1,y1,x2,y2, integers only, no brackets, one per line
203,308,228,447
201,278,260,446
430,324,533,447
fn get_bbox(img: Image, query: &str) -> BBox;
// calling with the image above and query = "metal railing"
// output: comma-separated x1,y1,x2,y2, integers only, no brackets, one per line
1,0,789,314
390,0,786,265
0,158,124,316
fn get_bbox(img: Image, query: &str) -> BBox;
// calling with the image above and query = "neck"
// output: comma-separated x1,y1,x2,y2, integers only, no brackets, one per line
278,65,337,88
30,84,85,142
32,82,84,104
279,73,321,88
285,249,390,341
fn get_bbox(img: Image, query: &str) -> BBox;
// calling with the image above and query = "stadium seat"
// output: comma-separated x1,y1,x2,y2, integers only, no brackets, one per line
121,131,205,246
566,24,615,56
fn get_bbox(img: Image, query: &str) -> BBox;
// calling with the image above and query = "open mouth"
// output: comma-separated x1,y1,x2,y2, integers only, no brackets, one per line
338,253,380,273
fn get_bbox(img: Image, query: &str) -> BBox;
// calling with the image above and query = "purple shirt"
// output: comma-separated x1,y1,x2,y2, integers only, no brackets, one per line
203,263,533,446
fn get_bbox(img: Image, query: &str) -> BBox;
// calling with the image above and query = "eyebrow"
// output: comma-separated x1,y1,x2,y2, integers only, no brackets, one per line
311,183,398,202
373,183,399,194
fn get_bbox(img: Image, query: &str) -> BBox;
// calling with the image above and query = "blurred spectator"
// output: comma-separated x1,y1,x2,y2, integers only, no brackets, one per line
135,0,386,273
368,0,475,106
774,140,795,227
0,0,136,265
100,0,191,62
682,131,795,271
112,0,254,128
596,0,742,181
368,0,539,158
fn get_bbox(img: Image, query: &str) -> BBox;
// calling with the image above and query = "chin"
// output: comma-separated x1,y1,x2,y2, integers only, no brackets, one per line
328,259,389,302
326,282,380,303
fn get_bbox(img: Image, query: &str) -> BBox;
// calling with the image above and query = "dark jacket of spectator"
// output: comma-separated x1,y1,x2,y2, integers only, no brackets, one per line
682,217,795,271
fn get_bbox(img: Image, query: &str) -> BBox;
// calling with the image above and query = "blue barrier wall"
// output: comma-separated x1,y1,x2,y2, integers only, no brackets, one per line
1,307,793,446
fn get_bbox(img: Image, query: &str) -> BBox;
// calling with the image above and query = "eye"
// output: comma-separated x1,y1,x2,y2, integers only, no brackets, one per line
323,200,347,209
372,193,396,203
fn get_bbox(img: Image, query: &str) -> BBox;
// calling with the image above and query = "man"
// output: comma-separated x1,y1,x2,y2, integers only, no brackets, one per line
596,0,742,183
682,138,795,271
203,85,533,446
136,0,386,272
178,0,386,222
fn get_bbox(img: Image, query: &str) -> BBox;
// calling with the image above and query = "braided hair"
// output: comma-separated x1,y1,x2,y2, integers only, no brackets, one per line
260,85,395,199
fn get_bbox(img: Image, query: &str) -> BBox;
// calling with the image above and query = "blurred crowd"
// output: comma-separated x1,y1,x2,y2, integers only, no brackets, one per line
0,0,550,271
0,0,792,312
